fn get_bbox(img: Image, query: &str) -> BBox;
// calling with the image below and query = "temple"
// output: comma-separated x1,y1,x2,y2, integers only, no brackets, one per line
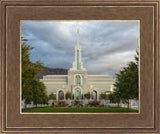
40,28,115,100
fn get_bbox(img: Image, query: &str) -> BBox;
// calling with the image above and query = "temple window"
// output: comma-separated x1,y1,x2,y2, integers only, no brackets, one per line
75,75,81,85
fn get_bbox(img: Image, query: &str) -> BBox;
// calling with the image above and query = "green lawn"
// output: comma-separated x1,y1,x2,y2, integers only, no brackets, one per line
22,107,138,113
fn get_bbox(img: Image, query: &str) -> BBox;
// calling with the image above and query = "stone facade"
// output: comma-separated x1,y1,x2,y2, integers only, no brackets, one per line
40,28,115,100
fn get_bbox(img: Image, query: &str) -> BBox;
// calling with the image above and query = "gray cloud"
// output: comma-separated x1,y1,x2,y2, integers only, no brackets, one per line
21,21,139,76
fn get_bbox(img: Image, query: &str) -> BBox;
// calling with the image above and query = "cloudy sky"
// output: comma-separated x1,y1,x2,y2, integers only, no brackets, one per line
21,21,139,77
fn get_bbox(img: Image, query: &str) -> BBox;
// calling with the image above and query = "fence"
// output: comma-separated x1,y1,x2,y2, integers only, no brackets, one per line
21,99,139,110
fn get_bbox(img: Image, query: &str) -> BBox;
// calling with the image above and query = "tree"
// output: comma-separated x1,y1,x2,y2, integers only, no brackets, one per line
65,92,71,99
31,79,49,107
114,51,139,109
109,90,121,107
84,92,91,99
21,38,48,108
49,92,55,100
100,92,109,100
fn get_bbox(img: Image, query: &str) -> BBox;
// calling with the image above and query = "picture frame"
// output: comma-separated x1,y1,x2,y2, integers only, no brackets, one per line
0,0,159,133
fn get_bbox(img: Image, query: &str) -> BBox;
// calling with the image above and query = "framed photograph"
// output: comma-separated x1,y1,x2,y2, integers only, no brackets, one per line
21,20,139,114
0,0,159,133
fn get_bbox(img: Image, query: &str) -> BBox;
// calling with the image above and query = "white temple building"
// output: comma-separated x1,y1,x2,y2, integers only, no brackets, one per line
40,28,116,101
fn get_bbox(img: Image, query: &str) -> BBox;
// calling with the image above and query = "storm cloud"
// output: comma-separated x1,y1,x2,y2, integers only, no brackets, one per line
21,21,139,76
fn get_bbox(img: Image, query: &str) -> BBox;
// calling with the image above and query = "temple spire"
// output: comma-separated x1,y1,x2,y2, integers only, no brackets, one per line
69,27,86,71
77,28,79,45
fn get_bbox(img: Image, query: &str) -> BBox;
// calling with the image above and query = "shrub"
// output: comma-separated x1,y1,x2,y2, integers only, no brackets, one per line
75,100,80,106
89,100,100,107
51,102,55,107
100,93,109,100
71,100,83,107
71,101,75,106
61,101,67,107
49,93,56,100
65,92,71,99
49,93,54,100
57,100,67,107
100,104,104,107
109,92,120,104
84,92,91,99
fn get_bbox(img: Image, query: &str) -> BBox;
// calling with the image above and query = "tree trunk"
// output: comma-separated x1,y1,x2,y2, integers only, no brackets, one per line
118,103,120,107
25,103,27,109
127,100,130,109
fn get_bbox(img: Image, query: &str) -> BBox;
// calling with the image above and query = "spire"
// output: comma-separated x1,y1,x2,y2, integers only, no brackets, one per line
69,27,86,71
77,28,79,45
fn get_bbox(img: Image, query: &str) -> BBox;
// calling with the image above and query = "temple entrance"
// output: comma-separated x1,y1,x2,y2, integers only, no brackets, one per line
74,88,81,100
92,90,97,100
58,90,64,100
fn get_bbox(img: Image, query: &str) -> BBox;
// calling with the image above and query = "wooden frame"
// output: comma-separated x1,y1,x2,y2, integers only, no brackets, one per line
0,0,159,133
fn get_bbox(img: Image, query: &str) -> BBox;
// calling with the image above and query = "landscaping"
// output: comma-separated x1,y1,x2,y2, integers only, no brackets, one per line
22,107,138,113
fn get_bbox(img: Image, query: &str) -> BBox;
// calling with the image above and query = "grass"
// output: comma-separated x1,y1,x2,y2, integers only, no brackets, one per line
22,107,138,113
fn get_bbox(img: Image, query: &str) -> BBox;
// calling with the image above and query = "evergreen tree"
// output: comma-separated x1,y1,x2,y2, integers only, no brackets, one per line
113,51,139,109
21,38,48,108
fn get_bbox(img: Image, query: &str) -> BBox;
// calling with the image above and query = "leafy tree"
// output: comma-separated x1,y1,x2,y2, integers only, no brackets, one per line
49,93,54,100
84,92,91,99
32,79,49,107
65,92,71,99
100,92,109,100
22,38,43,80
22,80,33,109
109,90,121,107
114,51,139,109
21,38,48,108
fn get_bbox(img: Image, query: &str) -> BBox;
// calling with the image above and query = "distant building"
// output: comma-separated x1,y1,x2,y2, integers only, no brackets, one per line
40,28,115,100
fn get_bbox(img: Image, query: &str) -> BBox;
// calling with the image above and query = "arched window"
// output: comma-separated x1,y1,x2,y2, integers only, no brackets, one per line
92,90,97,100
58,90,64,100
75,75,81,85
74,88,81,100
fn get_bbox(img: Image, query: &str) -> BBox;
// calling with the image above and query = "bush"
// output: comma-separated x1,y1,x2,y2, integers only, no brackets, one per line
57,101,67,107
61,101,67,107
89,100,100,107
109,93,120,104
49,92,56,100
75,100,80,106
51,102,55,107
71,100,83,107
100,104,104,107
71,101,75,106
84,92,91,99
65,92,71,99
100,93,109,100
